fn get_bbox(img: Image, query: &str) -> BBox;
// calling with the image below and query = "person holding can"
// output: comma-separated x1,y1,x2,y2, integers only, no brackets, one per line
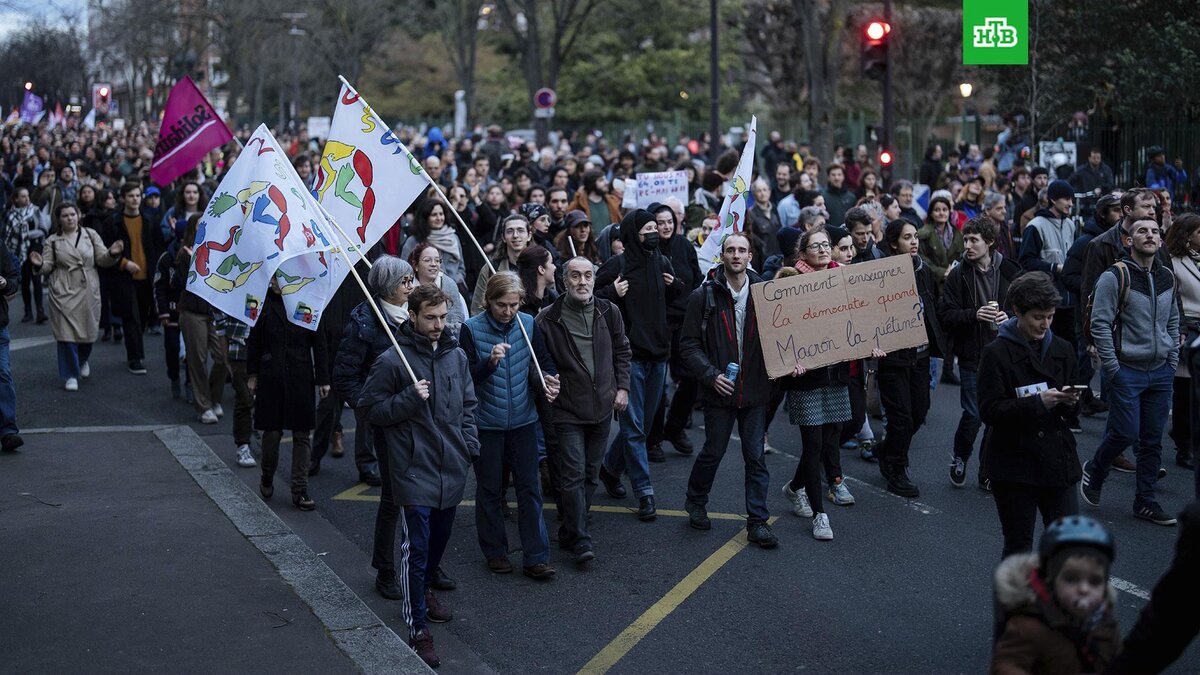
680,232,778,548
936,217,1023,490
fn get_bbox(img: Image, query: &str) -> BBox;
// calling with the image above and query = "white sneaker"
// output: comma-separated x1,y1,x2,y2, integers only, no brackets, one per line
827,479,855,506
763,434,777,455
200,409,219,424
812,512,834,540
80,362,90,378
213,403,224,418
782,482,813,518
64,378,79,391
235,444,257,468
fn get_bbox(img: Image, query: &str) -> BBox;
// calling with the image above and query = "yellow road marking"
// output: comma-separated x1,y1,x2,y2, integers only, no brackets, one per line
578,516,778,674
329,485,748,522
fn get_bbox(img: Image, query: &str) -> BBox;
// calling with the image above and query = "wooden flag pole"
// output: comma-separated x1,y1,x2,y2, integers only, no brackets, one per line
315,200,373,270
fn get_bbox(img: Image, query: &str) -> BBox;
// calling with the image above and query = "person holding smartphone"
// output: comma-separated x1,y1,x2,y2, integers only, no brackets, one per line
978,272,1083,557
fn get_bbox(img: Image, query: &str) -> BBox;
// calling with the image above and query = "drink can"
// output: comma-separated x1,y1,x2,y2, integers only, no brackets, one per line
725,362,740,382
987,301,1000,331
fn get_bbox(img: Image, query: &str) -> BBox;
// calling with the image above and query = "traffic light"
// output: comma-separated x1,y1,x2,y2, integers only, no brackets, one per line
878,148,893,167
862,20,891,81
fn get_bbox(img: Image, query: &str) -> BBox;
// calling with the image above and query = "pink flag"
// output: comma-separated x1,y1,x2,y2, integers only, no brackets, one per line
150,76,233,186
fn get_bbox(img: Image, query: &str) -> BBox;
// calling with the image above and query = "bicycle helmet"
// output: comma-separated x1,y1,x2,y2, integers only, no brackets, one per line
1039,515,1115,568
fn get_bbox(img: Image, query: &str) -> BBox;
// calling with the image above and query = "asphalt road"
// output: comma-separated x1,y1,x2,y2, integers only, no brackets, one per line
10,312,1199,674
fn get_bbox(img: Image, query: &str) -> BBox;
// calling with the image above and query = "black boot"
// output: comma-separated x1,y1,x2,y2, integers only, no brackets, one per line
637,496,657,521
886,465,920,498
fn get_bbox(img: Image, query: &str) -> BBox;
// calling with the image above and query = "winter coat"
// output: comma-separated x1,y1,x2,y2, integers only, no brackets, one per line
1020,208,1080,308
100,210,166,288
3,203,46,261
36,227,119,343
247,293,330,431
536,296,632,425
747,204,782,258
821,185,855,226
659,231,702,327
152,242,186,326
1169,255,1200,378
1089,255,1179,377
460,310,556,432
936,252,1022,371
680,267,772,409
879,255,947,368
992,552,1120,675
1061,216,1108,300
917,222,965,292
567,190,621,228
1080,223,1127,310
332,299,405,406
1068,162,1114,195
357,321,480,510
978,317,1080,487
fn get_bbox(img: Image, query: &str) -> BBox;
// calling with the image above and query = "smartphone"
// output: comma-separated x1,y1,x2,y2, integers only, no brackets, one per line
1061,385,1088,393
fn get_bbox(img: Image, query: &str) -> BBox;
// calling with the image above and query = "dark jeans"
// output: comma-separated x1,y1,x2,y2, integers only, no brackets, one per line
839,368,867,446
876,356,931,469
372,428,402,575
475,424,549,566
650,326,699,444
228,360,253,446
992,481,1078,558
403,505,455,637
604,359,667,498
686,405,770,523
1170,376,1190,454
554,419,610,550
791,423,838,515
0,327,15,436
162,324,180,383
261,430,310,495
99,274,115,333
110,278,144,361
1090,363,1174,508
19,259,42,317
56,341,93,380
310,329,345,463
953,368,982,460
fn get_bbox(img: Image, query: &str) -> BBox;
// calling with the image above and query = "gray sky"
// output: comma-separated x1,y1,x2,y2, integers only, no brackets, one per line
0,0,87,41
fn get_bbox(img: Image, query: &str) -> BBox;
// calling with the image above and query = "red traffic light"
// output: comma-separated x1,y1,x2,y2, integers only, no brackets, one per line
865,21,891,43
879,149,893,165
99,87,109,98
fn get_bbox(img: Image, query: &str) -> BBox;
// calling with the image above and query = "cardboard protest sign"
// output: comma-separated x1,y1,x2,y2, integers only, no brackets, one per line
634,170,689,208
751,256,929,378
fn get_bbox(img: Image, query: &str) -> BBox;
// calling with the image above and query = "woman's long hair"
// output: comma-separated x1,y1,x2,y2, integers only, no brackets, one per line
516,244,552,299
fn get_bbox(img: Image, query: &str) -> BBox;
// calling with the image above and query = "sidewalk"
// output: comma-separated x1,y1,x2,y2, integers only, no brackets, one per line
0,426,426,673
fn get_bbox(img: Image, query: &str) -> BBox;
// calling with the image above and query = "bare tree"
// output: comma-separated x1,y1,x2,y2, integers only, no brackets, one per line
883,6,967,153
736,0,805,112
796,0,849,163
437,0,485,132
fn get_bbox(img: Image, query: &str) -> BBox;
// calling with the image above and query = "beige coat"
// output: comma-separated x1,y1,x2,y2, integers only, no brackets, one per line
38,227,118,343
1171,254,1200,378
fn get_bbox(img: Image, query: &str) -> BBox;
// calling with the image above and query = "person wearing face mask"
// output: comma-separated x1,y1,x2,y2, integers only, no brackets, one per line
594,209,686,520
992,516,1120,674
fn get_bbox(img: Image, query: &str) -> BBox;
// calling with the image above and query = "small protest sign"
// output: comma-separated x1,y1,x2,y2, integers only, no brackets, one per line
634,170,689,208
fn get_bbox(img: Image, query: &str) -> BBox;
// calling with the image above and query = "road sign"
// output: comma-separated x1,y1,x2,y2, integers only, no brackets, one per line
534,88,556,110
534,107,555,119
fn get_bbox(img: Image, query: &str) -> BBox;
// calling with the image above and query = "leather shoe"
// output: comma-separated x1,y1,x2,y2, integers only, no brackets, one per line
359,471,382,487
331,430,345,457
599,464,626,498
885,466,920,499
572,544,595,564
647,443,666,463
1,434,24,453
487,557,514,574
292,492,316,511
522,563,556,580
685,501,711,530
431,566,457,591
410,629,440,668
375,572,404,600
637,496,657,521
665,429,694,455
425,589,453,622
1111,455,1136,473
259,476,273,500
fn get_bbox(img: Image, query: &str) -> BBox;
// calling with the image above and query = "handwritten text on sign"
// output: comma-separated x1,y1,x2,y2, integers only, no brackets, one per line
751,256,929,377
634,170,689,208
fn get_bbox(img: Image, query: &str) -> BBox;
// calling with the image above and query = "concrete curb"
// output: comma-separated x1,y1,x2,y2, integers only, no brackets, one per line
154,425,431,675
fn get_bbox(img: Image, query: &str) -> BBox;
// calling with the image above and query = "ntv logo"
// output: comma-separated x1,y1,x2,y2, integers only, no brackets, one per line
973,17,1019,48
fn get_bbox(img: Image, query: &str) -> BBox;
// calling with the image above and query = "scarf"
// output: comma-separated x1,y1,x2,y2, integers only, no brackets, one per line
426,225,463,267
380,299,408,325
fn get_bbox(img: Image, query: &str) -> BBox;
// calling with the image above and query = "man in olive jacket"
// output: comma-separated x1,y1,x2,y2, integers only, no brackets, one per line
357,284,479,668
535,257,632,563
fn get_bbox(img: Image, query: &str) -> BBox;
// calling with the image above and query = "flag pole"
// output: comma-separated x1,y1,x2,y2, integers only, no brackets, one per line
315,200,373,270
321,206,418,385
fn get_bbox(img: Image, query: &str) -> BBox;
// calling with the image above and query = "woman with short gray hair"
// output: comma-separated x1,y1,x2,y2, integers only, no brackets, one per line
332,255,415,486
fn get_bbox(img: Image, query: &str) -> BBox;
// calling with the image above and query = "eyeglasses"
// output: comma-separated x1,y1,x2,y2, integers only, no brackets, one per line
401,276,416,286
805,242,832,251
419,256,441,264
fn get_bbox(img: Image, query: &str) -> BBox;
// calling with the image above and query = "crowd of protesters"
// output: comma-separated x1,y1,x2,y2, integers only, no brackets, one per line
1,115,1198,670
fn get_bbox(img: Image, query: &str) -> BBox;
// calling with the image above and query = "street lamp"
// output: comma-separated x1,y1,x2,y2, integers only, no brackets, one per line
959,82,973,98
24,81,32,91
958,82,979,145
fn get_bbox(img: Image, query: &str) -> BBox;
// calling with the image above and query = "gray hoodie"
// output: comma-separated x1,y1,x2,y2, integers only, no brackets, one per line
1089,255,1179,376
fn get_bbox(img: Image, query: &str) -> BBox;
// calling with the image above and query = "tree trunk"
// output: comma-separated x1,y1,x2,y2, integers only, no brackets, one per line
797,0,847,164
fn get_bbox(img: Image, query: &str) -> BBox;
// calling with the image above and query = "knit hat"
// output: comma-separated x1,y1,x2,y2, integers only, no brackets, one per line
825,225,850,247
1047,179,1074,202
519,202,549,222
777,226,804,259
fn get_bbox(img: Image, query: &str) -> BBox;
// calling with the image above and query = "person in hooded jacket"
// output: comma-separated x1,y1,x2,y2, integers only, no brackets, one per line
875,219,947,499
594,209,686,521
1020,180,1081,345
680,232,777,548
356,283,480,669
978,272,1082,557
938,217,1023,490
646,201,702,461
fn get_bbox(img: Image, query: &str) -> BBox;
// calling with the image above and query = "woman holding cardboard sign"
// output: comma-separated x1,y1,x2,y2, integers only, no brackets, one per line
779,227,886,541
872,219,947,499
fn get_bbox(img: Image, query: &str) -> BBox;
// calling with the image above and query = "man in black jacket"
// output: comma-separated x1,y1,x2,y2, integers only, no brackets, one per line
595,210,685,520
102,182,164,374
536,257,632,563
647,201,702,461
1068,148,1115,196
680,233,777,548
938,217,1022,489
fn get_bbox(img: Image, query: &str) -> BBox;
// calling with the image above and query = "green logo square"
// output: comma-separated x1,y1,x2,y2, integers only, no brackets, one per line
963,0,1028,65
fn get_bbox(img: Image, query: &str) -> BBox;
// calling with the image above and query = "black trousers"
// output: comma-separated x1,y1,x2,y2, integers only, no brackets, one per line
839,368,867,445
992,481,1078,559
649,325,699,444
19,259,43,317
372,427,401,574
791,423,838,515
311,328,346,464
876,356,931,469
110,278,145,361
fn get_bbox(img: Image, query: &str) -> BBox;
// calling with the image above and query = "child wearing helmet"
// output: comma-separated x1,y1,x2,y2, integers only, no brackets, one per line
992,515,1121,674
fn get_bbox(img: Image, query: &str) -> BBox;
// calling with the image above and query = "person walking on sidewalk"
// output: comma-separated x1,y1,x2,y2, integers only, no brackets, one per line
29,203,123,391
248,278,329,511
679,233,778,548
358,283,481,669
978,272,1082,557
214,310,256,468
938,217,1022,489
1082,218,1180,526
536,256,631,564
460,271,560,580
0,235,20,452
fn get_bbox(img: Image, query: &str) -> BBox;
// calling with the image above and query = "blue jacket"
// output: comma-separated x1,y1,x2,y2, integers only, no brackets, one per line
460,311,556,431
333,299,405,405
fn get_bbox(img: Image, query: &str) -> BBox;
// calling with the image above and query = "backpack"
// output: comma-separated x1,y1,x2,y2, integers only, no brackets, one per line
1082,261,1131,347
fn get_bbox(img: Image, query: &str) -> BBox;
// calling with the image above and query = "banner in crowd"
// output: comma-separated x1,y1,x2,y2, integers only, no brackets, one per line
698,116,757,265
751,256,928,377
273,80,429,324
150,76,234,186
82,108,96,130
622,170,690,209
185,124,335,329
20,91,43,124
